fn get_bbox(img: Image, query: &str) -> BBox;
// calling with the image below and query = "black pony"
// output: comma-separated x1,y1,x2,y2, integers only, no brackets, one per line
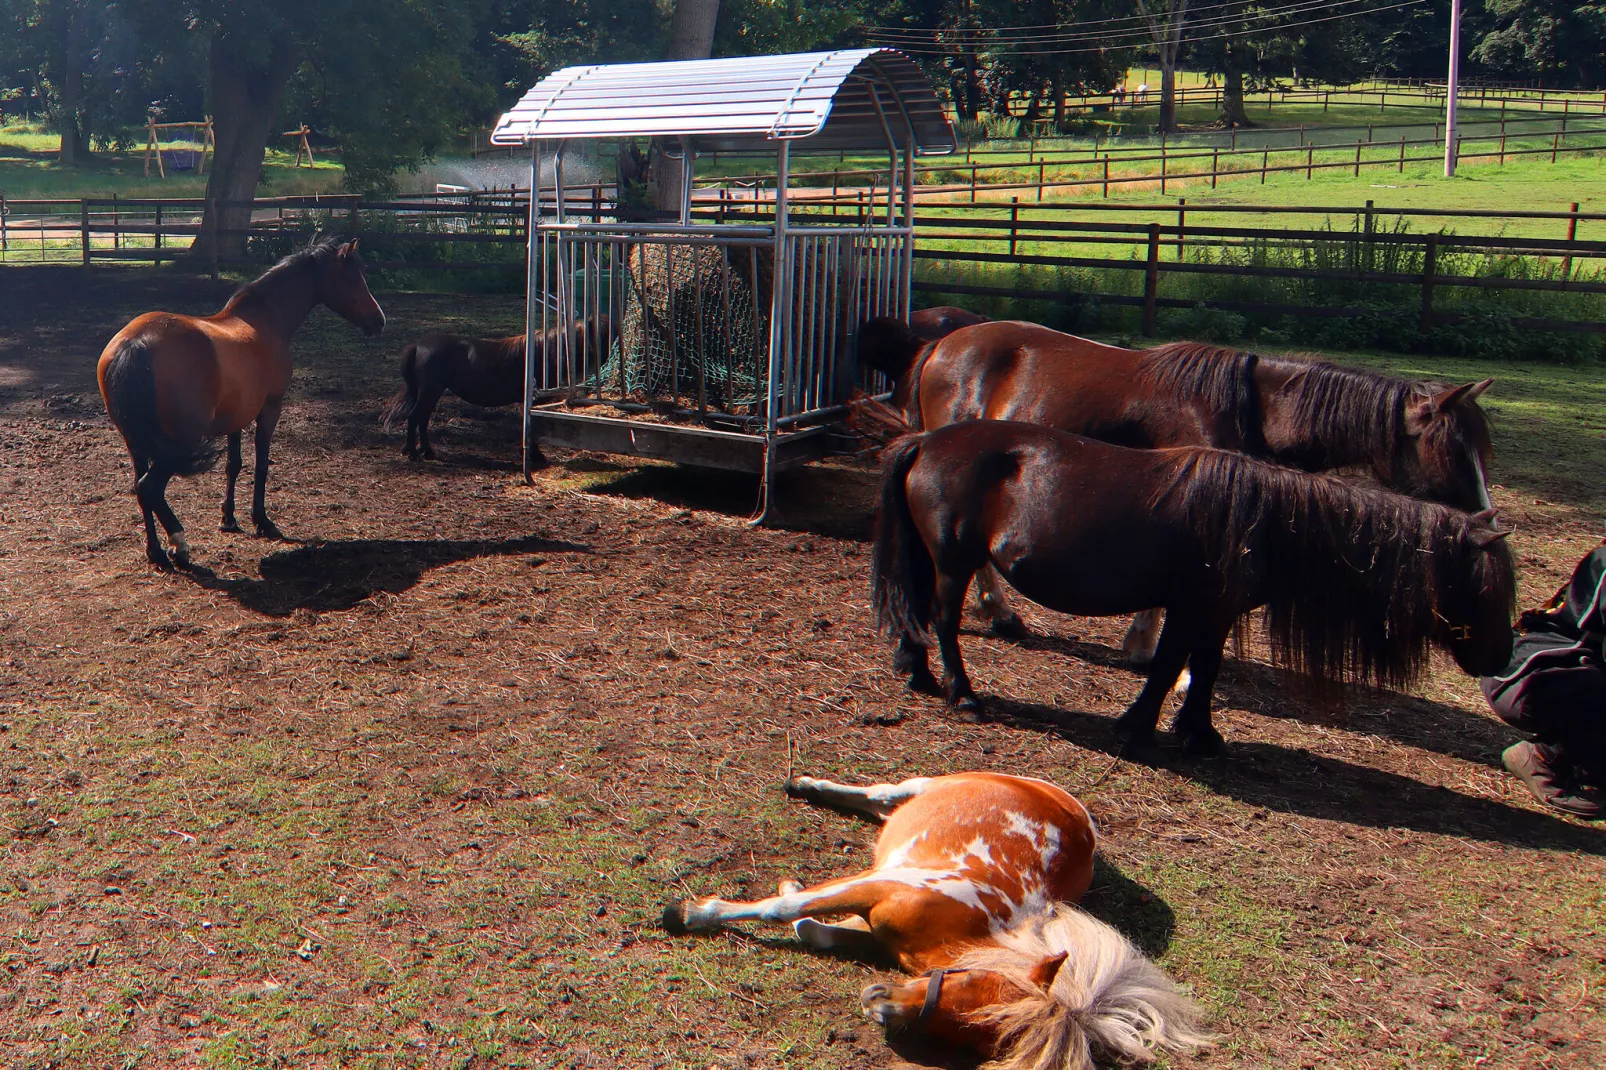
871,420,1516,753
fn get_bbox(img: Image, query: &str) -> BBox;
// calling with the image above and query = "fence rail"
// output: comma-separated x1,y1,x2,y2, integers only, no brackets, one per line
2,189,1602,340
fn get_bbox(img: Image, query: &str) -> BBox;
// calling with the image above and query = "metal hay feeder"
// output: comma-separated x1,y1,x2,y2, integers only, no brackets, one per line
490,48,954,520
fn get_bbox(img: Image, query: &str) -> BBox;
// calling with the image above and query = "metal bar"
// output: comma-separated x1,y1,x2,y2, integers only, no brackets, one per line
523,141,542,481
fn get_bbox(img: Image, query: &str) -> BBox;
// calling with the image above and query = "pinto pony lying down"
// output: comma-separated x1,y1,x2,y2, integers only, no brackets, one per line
664,772,1209,1069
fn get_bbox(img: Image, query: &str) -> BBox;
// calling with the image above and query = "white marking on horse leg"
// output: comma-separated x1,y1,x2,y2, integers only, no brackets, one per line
1123,610,1163,665
791,775,932,820
794,916,877,954
1174,667,1192,694
170,531,192,562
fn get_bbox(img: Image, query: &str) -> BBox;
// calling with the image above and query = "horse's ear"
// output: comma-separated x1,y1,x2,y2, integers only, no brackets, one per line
340,238,360,258
1474,527,1513,547
1430,380,1491,414
1029,952,1068,989
1470,509,1513,546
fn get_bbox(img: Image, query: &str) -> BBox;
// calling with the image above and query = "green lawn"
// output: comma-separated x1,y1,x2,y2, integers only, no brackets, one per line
0,122,345,201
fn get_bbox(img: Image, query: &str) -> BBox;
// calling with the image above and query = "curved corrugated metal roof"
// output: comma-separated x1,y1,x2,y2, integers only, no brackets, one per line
490,48,955,155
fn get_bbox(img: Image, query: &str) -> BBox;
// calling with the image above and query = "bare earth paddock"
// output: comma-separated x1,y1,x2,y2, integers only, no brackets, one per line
0,267,1603,1070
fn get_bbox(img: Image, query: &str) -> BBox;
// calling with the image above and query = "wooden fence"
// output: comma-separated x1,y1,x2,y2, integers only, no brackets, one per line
2,190,1602,338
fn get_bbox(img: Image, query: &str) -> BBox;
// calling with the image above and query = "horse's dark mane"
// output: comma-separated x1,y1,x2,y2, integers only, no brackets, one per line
1161,448,1515,690
1138,343,1264,452
228,233,357,307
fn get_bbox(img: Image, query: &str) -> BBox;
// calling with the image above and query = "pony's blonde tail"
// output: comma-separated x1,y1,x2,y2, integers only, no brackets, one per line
962,904,1212,1070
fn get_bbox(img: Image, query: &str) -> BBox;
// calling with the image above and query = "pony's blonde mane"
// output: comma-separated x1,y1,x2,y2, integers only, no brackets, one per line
955,903,1211,1070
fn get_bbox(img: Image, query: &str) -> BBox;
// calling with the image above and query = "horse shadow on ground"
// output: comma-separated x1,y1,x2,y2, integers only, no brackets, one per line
185,534,589,616
996,626,1521,769
980,698,1605,856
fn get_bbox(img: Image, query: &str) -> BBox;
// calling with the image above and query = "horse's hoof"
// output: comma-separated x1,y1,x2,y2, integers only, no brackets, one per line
1180,727,1226,756
988,615,1030,641
907,670,941,697
254,520,285,540
146,549,173,571
422,450,438,462
950,694,986,722
661,900,691,935
220,519,242,534
1113,712,1159,748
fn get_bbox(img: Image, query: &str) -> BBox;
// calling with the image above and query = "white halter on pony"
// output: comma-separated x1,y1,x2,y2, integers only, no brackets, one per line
664,771,1210,1069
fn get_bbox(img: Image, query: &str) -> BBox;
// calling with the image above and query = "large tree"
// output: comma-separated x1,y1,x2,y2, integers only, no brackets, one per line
1474,0,1606,87
183,0,480,260
1137,0,1189,133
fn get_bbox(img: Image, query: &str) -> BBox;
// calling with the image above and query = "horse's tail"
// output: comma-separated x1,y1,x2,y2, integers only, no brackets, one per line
100,336,219,477
870,434,934,645
382,343,420,430
963,905,1212,1070
846,393,915,450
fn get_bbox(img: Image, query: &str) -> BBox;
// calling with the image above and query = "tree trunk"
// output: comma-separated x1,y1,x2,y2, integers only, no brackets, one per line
1221,58,1250,128
654,0,722,212
1052,71,1066,129
666,0,721,60
1139,0,1189,134
192,32,300,261
57,0,88,165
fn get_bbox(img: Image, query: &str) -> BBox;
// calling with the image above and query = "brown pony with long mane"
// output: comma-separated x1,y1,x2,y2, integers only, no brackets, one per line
860,319,1495,653
382,316,614,461
666,771,1209,1070
872,421,1516,752
98,235,384,569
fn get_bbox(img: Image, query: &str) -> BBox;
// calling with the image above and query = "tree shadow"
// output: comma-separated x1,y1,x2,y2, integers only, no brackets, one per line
982,699,1606,855
185,534,589,616
991,625,1521,768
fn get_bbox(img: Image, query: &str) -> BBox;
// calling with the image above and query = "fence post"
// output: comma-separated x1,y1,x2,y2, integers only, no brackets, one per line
1324,90,1329,112
80,200,90,268
1103,155,1110,198
1551,131,1560,163
1160,143,1167,195
1354,139,1362,177
1399,137,1406,172
1142,223,1160,336
1009,196,1019,257
1419,233,1438,334
0,191,7,255
1037,160,1045,201
1562,200,1579,280
1363,198,1375,273
112,192,120,251
970,165,977,204
1499,133,1506,164
154,203,163,267
1176,198,1186,262
1261,149,1268,184
1307,146,1314,180
1211,148,1219,189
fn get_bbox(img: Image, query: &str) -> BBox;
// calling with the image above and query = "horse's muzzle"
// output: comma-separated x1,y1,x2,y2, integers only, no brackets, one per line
362,313,386,336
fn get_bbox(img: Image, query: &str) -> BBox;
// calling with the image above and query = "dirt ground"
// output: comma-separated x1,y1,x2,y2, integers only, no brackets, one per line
1,266,1603,1070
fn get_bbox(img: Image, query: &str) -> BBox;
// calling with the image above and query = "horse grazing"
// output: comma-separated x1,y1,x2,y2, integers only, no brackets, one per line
872,421,1516,752
892,321,1496,655
665,771,1209,1069
858,307,989,411
98,236,384,569
383,317,614,461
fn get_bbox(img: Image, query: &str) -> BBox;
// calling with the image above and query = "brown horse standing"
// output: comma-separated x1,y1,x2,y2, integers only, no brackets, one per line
382,317,614,461
872,422,1516,752
870,320,1495,652
98,236,384,569
666,771,1208,1068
